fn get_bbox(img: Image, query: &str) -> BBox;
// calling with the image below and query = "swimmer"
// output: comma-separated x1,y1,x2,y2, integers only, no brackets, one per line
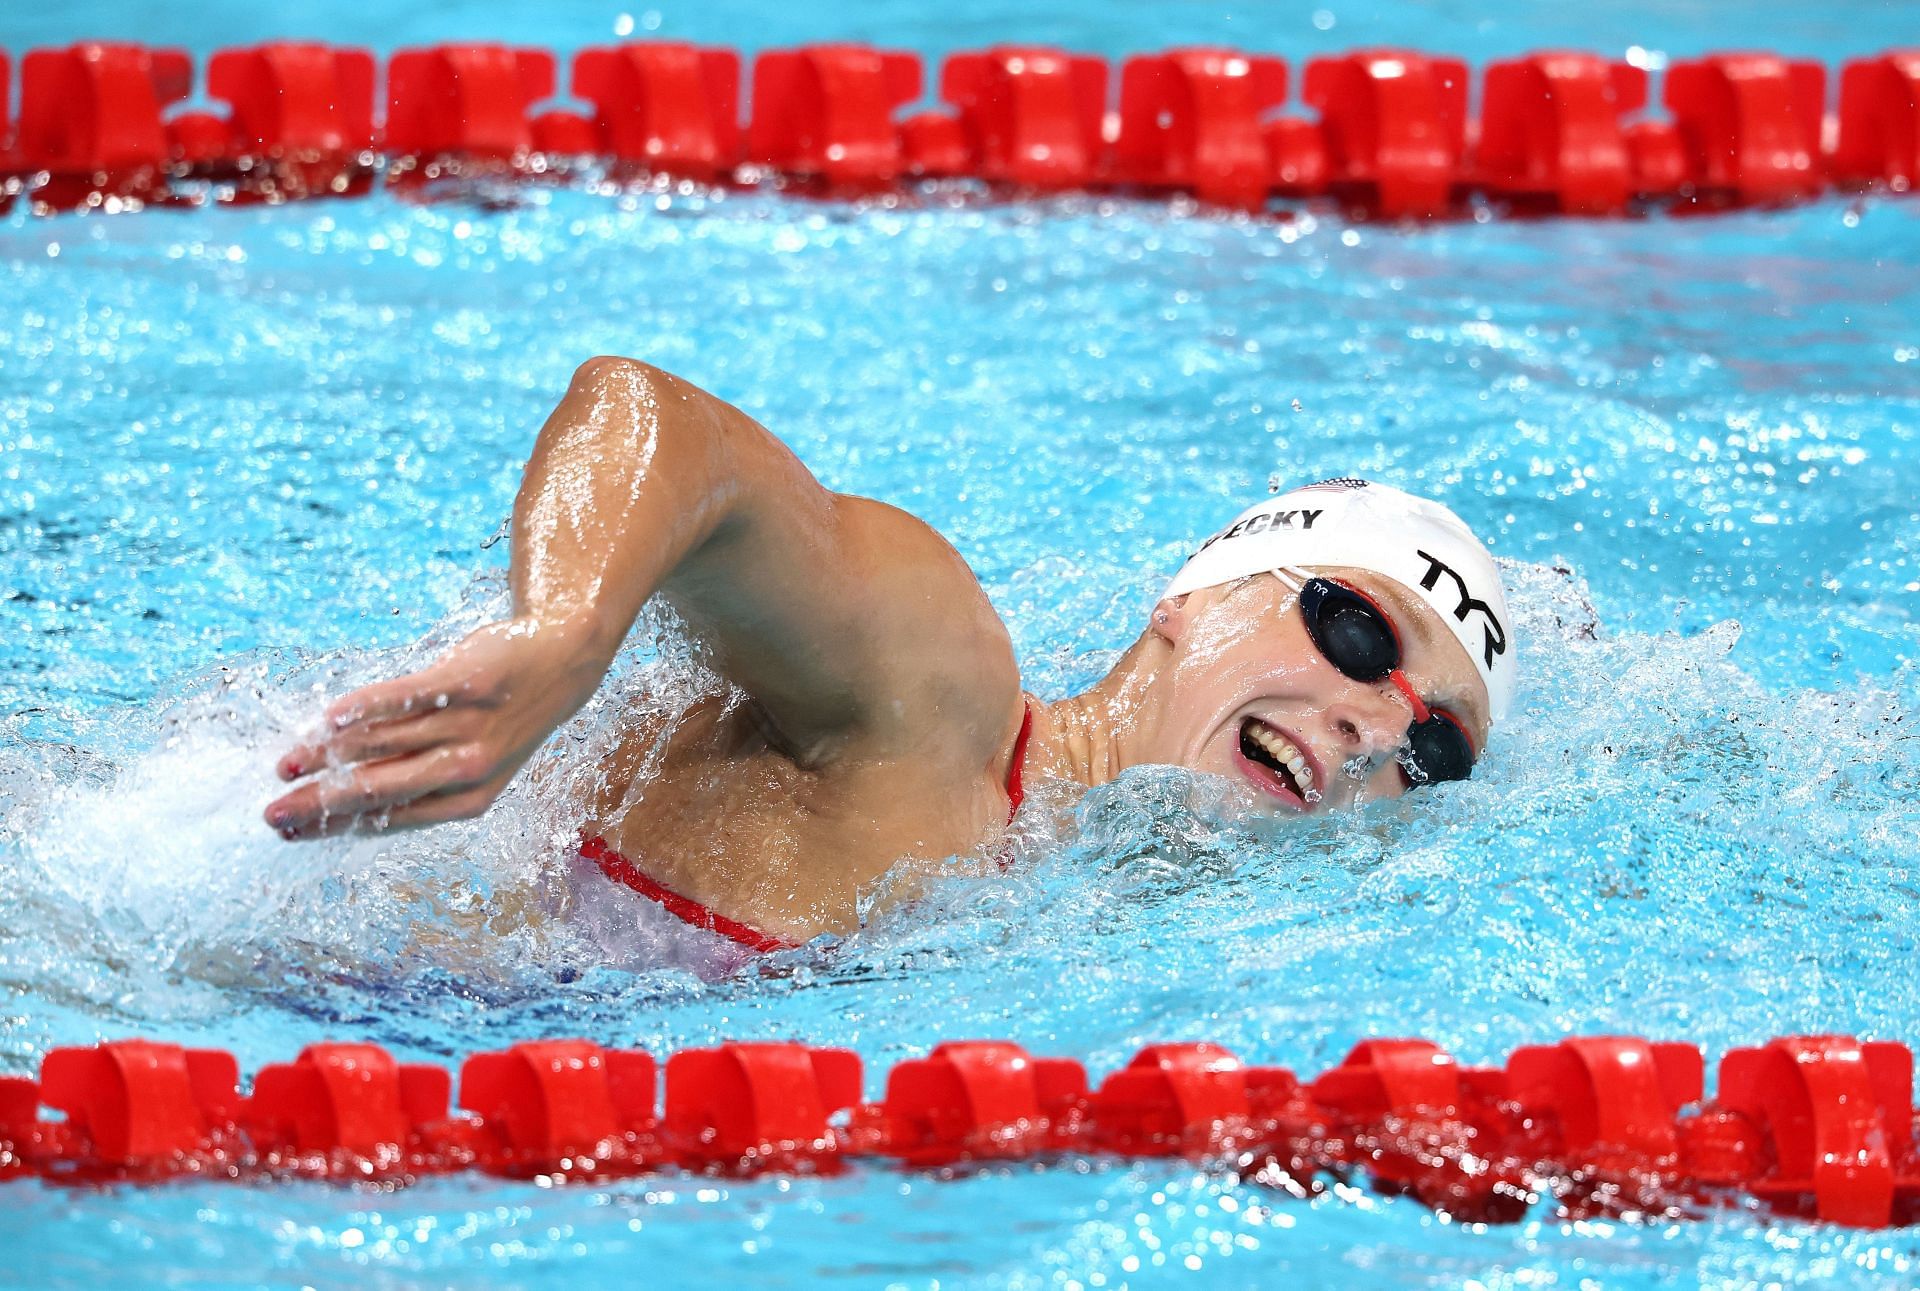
264,359,1515,948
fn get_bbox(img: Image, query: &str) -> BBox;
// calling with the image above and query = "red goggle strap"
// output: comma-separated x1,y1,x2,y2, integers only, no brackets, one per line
1388,670,1431,724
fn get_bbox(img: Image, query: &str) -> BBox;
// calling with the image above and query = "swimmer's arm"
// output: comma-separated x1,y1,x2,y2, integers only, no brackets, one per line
510,357,1016,738
266,357,1017,836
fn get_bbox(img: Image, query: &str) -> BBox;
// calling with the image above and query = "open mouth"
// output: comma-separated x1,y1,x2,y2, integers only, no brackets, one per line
1236,716,1318,805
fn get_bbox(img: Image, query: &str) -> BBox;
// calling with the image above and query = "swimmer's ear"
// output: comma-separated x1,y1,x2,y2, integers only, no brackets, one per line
1149,595,1192,645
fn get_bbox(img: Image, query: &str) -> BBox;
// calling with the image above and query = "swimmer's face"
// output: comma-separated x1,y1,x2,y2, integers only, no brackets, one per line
1141,569,1491,812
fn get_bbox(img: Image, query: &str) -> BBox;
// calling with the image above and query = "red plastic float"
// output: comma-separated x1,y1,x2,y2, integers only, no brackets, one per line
1622,118,1691,201
746,43,922,185
1302,49,1470,217
1305,1038,1527,1219
32,1039,238,1175
1505,1036,1701,1173
160,42,380,197
1311,1037,1483,1121
874,1040,1087,1164
1662,53,1827,205
459,1039,657,1172
527,108,600,158
13,42,193,209
385,44,556,161
1265,117,1331,197
564,41,741,176
1709,1036,1915,1227
1116,47,1289,208
1089,1042,1253,1156
0,52,13,215
205,43,376,160
246,1042,449,1167
163,112,233,168
917,45,1107,189
663,1042,862,1170
1494,1036,1708,1219
1475,52,1647,214
897,111,972,179
0,1073,36,1176
1832,50,1920,191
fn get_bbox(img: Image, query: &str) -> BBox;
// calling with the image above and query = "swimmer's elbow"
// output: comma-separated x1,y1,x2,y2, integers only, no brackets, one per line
569,354,667,394
566,357,721,439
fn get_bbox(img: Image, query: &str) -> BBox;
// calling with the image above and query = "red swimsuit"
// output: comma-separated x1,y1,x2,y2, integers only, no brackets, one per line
579,701,1035,954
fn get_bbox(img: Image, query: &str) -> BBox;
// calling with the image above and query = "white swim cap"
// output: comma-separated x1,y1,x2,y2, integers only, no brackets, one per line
1164,479,1517,722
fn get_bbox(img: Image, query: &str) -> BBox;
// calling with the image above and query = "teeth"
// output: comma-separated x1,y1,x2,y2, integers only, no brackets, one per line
1246,722,1315,793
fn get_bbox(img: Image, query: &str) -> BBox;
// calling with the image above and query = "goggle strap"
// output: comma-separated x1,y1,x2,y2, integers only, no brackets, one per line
1388,670,1431,723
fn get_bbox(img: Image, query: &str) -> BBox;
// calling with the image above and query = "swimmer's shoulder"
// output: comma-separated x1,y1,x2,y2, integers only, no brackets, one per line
828,492,1024,765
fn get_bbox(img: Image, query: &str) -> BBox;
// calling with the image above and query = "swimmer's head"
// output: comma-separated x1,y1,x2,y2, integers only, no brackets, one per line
1132,479,1515,812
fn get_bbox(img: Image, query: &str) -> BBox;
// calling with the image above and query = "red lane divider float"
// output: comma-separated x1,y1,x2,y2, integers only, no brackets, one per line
1303,49,1470,218
460,1039,657,1175
12,42,193,211
168,43,378,199
1115,48,1293,207
385,43,556,166
1476,52,1650,215
747,43,921,187
923,45,1108,190
24,1040,240,1180
1834,50,1920,193
865,1039,1087,1164
0,40,1916,215
664,1042,861,1171
1663,53,1828,206
1711,1036,1920,1226
562,42,741,178
5,1033,1920,1228
1301,1037,1515,1217
0,51,11,208
246,1042,451,1174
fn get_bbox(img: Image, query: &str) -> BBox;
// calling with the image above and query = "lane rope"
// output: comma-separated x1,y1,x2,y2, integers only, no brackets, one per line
4,1033,1916,1227
2,42,1914,217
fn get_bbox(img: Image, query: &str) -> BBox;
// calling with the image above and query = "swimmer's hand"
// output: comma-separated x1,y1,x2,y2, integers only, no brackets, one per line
263,615,607,839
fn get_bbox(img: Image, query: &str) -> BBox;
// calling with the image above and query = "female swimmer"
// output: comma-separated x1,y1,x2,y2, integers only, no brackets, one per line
264,358,1516,948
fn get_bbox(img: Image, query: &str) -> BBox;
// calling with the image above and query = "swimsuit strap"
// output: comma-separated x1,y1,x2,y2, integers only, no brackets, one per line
579,834,799,953
584,696,1036,955
1005,698,1034,821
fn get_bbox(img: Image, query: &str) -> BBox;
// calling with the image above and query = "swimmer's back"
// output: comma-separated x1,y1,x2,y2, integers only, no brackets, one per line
585,677,1022,941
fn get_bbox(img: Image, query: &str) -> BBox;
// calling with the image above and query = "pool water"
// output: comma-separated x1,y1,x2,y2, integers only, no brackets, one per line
4,2,1920,1287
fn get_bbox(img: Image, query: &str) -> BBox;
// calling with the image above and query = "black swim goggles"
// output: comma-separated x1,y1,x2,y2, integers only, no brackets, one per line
1293,574,1477,787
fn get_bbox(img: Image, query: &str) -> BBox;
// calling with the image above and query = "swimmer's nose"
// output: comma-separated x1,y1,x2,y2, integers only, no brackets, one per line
1323,678,1418,755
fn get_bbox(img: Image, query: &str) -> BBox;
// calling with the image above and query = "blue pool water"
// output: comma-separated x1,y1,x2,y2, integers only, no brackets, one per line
4,2,1920,1286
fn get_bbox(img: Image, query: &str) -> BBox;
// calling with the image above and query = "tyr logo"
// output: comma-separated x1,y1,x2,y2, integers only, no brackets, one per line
1415,549,1507,669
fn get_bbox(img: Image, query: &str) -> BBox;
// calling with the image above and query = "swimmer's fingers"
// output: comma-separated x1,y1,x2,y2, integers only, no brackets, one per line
278,656,494,780
320,667,475,734
264,746,497,838
275,713,462,781
377,786,499,831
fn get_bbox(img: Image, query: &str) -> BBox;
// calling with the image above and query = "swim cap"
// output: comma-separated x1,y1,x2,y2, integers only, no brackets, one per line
1163,479,1517,722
